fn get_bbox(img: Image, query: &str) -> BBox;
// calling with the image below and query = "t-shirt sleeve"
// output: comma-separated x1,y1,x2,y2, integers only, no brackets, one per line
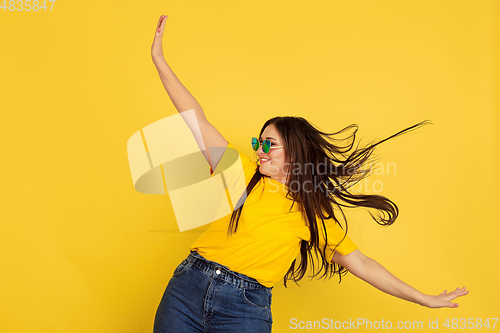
316,217,358,263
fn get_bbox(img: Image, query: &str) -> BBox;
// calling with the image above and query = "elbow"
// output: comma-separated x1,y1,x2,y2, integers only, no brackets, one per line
333,249,368,278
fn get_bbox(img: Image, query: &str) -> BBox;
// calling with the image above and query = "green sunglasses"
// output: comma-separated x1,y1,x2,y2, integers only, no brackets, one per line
251,137,284,154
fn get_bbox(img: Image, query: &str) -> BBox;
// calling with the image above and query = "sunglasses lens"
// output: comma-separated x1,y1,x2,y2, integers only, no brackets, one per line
251,138,259,151
262,140,270,153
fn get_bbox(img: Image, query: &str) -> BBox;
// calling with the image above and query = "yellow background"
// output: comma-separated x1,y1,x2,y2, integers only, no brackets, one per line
1,0,498,332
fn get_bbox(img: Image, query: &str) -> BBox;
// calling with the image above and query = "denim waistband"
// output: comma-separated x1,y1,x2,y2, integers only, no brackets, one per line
187,250,273,291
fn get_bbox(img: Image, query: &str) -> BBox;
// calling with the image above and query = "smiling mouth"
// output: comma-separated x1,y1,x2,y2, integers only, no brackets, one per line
259,158,271,163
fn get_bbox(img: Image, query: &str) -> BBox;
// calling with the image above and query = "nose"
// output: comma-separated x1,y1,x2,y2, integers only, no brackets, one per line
257,151,269,159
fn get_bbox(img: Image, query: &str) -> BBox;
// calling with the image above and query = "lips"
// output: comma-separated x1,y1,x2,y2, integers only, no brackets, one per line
259,158,270,164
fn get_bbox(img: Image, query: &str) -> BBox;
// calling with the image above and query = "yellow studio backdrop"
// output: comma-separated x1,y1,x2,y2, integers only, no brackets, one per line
1,0,498,332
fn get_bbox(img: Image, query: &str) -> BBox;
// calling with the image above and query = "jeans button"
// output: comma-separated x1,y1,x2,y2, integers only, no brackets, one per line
216,269,221,275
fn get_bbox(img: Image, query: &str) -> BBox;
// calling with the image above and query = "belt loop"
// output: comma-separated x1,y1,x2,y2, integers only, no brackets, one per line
186,252,195,267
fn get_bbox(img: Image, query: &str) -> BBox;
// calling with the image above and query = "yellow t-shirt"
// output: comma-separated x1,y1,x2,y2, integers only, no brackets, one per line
190,142,358,288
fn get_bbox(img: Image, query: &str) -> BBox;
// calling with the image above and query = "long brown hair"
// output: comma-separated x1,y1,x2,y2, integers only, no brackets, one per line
228,117,432,287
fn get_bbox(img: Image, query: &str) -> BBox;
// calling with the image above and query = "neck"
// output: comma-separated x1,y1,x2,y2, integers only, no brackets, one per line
268,175,288,186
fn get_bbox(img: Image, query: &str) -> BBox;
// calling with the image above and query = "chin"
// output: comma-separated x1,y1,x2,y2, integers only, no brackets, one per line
258,165,269,176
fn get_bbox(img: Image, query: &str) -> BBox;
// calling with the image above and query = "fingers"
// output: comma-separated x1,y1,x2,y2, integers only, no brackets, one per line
156,15,163,30
447,287,469,302
156,15,168,34
445,287,468,295
434,287,469,305
446,288,469,308
454,287,468,294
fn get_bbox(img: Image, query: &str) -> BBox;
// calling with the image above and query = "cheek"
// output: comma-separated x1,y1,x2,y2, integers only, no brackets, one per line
276,157,288,171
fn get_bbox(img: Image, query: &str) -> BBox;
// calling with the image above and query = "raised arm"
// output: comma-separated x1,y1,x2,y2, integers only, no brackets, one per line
331,249,469,308
151,15,228,172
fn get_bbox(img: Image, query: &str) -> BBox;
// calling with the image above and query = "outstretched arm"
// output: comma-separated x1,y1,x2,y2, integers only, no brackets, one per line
151,15,206,122
150,15,228,171
331,249,469,308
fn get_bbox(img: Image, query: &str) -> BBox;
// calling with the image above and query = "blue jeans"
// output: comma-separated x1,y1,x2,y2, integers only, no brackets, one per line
153,250,274,333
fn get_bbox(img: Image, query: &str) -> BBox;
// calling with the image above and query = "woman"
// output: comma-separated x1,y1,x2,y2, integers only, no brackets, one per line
150,15,469,333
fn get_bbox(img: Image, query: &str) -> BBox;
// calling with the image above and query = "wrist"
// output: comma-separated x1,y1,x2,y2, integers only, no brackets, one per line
416,293,431,307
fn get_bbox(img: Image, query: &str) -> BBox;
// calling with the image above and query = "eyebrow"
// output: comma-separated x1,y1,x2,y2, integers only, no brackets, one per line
260,136,278,141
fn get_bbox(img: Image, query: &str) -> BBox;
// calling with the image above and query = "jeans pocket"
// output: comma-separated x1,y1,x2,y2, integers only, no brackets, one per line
172,259,189,277
242,288,270,308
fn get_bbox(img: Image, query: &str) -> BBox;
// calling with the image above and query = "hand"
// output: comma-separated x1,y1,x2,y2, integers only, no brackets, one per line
423,287,469,308
151,15,168,61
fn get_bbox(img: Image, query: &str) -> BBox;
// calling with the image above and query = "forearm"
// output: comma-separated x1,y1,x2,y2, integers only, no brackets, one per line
152,57,207,121
354,256,428,306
